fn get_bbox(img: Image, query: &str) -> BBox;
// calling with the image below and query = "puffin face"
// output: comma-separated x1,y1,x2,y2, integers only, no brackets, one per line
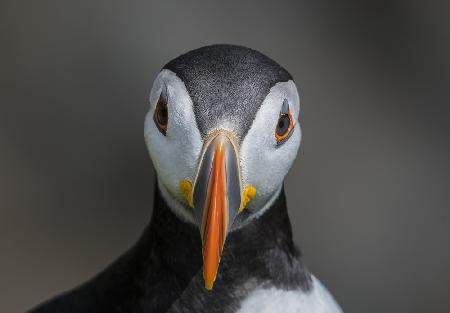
144,45,301,290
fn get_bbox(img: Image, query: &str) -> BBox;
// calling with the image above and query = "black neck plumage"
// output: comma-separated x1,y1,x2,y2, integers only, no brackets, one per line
125,182,311,312
48,182,311,313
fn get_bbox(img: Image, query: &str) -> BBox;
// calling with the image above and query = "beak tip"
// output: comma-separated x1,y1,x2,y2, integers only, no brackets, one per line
204,280,214,290
203,264,219,290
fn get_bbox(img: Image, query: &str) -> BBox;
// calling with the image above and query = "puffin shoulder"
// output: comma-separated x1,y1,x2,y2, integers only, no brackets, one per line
237,275,343,313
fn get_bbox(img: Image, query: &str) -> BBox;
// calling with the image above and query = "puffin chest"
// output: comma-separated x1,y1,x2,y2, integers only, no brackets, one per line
236,276,343,313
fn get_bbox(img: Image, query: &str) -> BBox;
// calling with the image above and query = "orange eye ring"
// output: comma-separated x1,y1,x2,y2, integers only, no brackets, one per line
275,110,294,145
153,96,168,135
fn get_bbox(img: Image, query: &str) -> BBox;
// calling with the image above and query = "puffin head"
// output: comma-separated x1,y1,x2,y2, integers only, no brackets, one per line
144,45,301,290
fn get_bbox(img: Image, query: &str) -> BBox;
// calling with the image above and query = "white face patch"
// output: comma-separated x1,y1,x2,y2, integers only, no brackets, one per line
144,69,202,223
240,80,302,215
145,73,301,225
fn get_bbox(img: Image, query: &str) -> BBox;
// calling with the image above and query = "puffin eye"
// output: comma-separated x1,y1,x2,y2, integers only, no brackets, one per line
153,90,168,135
275,99,294,145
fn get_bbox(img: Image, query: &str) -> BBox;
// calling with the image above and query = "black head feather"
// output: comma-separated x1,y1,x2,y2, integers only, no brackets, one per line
163,45,292,139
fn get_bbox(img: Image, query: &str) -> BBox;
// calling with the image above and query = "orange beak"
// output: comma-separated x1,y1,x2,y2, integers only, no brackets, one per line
192,132,242,290
201,141,227,289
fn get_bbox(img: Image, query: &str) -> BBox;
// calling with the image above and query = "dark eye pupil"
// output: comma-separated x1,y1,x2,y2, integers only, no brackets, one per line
158,105,168,125
154,96,168,135
276,114,290,136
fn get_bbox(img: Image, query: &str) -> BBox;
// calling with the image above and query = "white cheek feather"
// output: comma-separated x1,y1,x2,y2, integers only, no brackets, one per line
240,80,301,215
145,76,303,223
237,276,344,313
144,69,202,223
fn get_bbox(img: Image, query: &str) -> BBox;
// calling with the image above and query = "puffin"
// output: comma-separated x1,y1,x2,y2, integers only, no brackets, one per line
30,45,344,313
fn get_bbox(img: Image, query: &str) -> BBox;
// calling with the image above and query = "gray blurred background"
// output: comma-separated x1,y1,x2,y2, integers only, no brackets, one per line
1,0,449,312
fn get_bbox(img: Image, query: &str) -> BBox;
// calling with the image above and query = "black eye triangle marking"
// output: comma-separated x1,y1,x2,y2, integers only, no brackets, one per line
160,84,169,103
281,99,289,115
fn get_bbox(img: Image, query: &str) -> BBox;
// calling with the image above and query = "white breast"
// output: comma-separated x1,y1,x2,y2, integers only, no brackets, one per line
236,276,344,313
